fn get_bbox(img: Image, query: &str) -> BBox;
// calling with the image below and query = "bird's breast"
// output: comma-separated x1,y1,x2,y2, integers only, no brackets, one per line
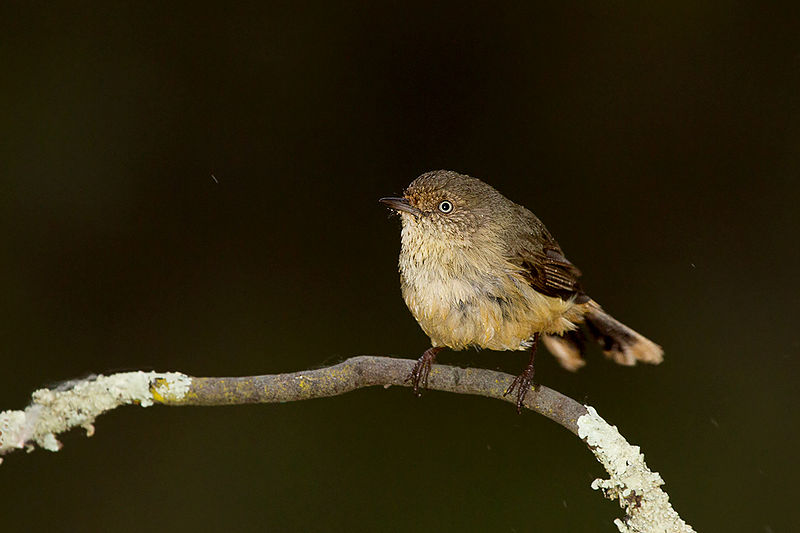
398,235,581,351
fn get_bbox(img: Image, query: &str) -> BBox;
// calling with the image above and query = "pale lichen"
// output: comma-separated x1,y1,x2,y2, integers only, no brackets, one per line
0,371,191,457
578,405,696,533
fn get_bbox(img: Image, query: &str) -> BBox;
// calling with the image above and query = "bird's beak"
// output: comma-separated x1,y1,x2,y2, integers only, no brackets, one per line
379,197,422,217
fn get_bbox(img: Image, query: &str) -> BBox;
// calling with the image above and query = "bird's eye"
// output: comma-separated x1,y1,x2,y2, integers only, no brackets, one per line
438,200,453,213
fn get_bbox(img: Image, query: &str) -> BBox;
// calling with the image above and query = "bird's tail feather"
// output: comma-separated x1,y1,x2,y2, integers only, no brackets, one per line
583,305,664,366
544,303,663,370
542,330,587,371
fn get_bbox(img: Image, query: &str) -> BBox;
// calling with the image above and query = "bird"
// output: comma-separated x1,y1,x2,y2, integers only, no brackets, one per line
380,170,663,412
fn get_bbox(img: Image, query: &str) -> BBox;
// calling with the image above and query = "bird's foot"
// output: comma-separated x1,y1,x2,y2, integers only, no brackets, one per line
405,347,442,396
504,364,535,414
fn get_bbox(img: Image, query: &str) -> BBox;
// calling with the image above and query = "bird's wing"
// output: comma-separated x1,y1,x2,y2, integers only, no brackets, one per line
519,246,588,303
505,207,589,303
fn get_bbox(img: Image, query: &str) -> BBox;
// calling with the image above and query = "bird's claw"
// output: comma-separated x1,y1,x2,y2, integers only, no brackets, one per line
405,347,441,396
504,366,535,414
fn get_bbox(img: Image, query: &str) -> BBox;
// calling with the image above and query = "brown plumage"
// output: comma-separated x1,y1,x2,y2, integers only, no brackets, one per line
380,170,663,411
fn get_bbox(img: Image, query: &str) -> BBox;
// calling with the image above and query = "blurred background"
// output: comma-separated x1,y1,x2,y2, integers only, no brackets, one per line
2,2,798,531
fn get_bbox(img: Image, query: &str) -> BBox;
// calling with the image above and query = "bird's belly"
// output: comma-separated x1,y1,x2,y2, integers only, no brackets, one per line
401,269,582,351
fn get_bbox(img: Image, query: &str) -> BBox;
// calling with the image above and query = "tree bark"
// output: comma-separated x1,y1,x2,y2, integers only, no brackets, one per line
0,356,695,532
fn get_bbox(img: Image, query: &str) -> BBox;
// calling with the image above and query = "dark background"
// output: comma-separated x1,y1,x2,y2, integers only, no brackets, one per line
2,2,798,531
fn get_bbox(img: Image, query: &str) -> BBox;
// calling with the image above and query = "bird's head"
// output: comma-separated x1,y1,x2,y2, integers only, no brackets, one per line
380,170,510,246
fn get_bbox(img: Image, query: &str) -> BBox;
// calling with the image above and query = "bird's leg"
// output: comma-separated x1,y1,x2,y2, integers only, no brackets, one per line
405,346,443,396
504,334,540,413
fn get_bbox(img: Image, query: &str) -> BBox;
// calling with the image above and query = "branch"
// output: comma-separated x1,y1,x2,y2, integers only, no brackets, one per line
0,356,695,532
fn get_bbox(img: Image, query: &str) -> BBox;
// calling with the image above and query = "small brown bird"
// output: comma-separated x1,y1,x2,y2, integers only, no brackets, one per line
380,170,663,412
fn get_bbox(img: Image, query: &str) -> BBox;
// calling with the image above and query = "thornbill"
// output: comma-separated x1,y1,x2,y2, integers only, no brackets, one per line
380,170,663,412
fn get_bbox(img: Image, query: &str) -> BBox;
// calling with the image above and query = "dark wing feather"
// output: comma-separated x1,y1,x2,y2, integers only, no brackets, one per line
504,205,589,303
520,247,589,303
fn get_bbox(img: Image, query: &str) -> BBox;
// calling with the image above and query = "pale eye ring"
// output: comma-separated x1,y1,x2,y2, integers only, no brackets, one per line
438,200,453,213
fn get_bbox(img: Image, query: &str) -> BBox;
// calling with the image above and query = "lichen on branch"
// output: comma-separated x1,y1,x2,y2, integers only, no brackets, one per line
0,371,190,455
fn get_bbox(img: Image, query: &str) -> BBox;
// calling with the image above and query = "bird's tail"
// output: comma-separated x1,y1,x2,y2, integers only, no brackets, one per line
543,302,663,370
